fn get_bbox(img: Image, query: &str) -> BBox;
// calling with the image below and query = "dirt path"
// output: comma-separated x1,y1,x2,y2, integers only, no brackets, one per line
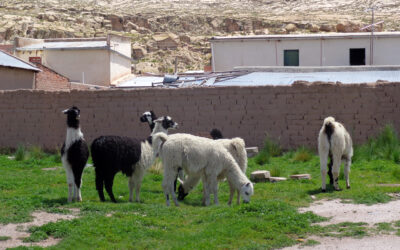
284,199,400,249
0,209,79,249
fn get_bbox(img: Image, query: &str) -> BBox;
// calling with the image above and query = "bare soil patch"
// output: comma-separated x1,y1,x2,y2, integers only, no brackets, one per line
0,209,79,249
299,199,400,226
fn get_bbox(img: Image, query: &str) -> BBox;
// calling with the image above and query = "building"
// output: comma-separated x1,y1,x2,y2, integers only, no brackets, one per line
0,50,40,90
33,63,71,90
14,34,132,86
210,32,400,72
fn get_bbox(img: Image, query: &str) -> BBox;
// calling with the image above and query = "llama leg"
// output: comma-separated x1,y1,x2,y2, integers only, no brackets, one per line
104,174,117,203
65,167,74,202
134,169,145,202
202,175,211,206
332,154,342,191
95,170,105,202
328,153,334,185
128,176,134,202
236,191,240,205
344,157,351,189
211,178,219,205
319,151,328,192
227,182,235,205
162,166,176,206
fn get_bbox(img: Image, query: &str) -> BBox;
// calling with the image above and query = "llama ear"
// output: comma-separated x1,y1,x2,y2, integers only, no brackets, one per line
246,182,250,187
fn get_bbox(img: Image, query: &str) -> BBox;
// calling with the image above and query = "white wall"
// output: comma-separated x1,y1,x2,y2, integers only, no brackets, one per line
212,36,400,71
213,40,275,72
43,50,110,86
322,38,370,66
108,34,131,58
110,51,131,84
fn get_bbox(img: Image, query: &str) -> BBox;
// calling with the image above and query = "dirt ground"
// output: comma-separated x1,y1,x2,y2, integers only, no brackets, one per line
0,209,79,249
284,199,400,250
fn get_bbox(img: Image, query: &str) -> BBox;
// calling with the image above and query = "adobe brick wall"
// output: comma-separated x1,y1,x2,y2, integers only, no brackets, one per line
34,63,70,90
0,82,399,151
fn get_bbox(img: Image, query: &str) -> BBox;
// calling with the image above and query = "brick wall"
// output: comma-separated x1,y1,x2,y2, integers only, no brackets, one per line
34,63,70,90
0,82,399,151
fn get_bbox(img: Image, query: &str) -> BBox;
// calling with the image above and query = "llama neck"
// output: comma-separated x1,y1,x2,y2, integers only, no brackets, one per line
65,127,83,149
225,162,248,191
151,122,168,135
139,140,156,170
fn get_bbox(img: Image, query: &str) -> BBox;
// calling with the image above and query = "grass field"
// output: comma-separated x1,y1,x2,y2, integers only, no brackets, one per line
1,126,400,249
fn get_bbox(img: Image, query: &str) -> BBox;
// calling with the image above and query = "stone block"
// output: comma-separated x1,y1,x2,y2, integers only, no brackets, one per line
250,170,270,183
268,177,287,183
290,174,311,180
246,147,259,157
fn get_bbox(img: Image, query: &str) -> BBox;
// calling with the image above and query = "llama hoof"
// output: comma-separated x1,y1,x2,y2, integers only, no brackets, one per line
321,189,326,193
335,188,342,191
347,186,351,189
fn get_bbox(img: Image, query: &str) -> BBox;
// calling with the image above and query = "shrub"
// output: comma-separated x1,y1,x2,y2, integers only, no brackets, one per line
15,144,27,161
354,125,400,163
293,147,313,162
254,136,282,165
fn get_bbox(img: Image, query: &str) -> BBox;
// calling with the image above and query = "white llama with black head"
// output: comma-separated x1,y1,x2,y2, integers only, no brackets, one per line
61,106,89,202
140,111,157,132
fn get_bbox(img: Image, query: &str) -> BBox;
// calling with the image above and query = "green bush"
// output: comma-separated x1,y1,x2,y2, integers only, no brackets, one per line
293,147,313,162
15,144,27,161
254,136,282,165
354,125,400,163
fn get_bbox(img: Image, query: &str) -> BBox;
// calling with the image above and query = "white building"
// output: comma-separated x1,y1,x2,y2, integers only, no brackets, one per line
210,32,400,72
14,34,132,87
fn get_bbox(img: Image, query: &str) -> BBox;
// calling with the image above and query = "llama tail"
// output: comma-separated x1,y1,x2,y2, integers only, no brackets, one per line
323,117,335,145
152,132,168,158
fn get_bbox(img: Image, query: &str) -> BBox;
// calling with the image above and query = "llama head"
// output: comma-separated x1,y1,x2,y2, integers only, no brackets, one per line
177,184,188,201
240,182,254,203
210,128,223,140
154,116,178,132
63,106,80,129
140,111,157,124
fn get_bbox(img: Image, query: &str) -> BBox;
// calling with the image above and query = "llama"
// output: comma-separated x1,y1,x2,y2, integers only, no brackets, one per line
153,132,253,206
91,116,178,202
178,137,248,205
140,111,157,132
61,106,89,202
318,116,353,192
210,128,223,140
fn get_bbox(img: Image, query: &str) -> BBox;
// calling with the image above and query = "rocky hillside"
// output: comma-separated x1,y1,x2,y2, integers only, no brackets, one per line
1,0,399,73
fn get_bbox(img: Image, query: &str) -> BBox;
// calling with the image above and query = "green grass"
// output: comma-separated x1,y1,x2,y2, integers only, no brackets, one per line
0,236,10,241
1,126,400,248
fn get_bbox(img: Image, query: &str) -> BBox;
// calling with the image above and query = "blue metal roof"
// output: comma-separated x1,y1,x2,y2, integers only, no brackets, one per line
214,71,400,86
0,51,40,72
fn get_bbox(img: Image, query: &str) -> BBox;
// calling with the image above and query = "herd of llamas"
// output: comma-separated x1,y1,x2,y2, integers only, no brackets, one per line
61,106,353,206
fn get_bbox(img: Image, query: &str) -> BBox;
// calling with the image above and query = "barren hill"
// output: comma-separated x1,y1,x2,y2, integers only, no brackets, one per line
1,0,399,73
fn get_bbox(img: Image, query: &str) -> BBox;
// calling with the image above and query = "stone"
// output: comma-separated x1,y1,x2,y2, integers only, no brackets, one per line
290,174,311,180
268,177,287,183
179,35,191,44
285,23,297,32
250,170,271,183
308,24,320,33
319,24,336,32
132,46,146,59
246,147,259,158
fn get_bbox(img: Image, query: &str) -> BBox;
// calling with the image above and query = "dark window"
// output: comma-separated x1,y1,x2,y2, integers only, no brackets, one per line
284,50,299,66
349,48,365,65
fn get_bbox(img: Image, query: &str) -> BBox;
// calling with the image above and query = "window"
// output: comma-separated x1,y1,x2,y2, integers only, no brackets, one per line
284,50,299,66
349,48,365,65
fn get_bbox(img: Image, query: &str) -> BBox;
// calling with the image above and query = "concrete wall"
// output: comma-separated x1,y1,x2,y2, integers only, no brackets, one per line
0,82,399,151
108,34,131,58
16,50,43,63
212,36,400,71
43,50,110,86
0,67,34,90
110,51,131,84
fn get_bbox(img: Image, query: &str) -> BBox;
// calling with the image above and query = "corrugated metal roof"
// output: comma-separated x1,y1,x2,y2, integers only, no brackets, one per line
211,31,400,42
214,71,400,86
0,51,40,72
16,41,108,51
